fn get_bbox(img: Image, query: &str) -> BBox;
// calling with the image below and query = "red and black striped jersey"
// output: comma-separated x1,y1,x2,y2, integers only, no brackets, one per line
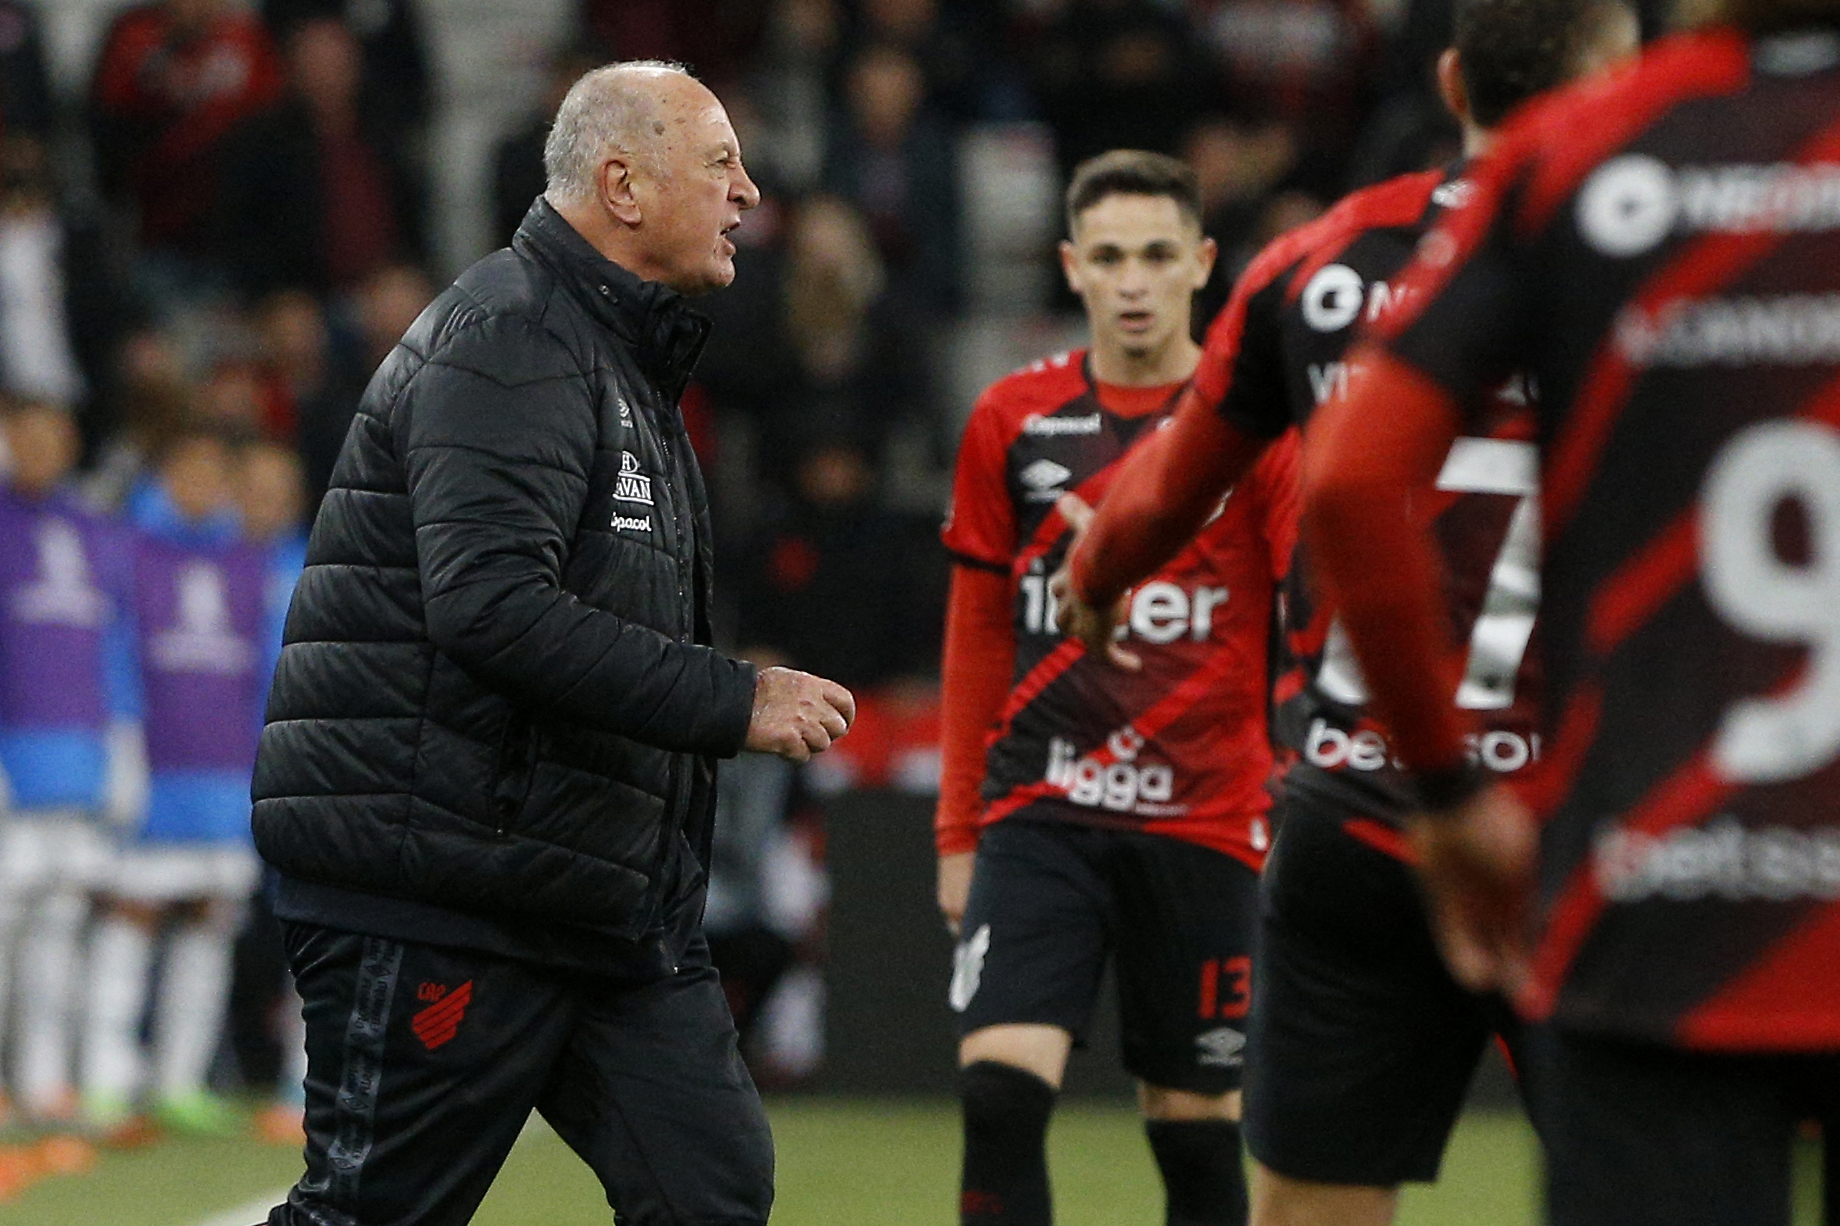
942,349,1296,867
1374,27,1840,1048
1199,165,1544,825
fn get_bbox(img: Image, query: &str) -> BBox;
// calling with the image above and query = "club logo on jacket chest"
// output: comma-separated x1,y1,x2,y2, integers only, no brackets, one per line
615,451,654,506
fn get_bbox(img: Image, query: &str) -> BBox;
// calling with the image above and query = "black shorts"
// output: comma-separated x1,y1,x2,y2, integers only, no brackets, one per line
950,817,1260,1095
1533,1030,1840,1226
267,923,773,1226
1243,789,1525,1185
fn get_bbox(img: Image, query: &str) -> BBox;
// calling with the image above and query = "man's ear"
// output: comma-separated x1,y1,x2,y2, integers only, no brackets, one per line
1058,239,1082,296
1193,235,1219,289
1436,47,1471,130
602,154,642,226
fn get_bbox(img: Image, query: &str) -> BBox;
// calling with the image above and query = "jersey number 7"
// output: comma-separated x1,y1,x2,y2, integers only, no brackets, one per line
1317,437,1540,712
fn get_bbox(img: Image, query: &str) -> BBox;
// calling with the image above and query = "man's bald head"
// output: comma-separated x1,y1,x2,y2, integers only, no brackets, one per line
540,60,760,294
543,61,702,207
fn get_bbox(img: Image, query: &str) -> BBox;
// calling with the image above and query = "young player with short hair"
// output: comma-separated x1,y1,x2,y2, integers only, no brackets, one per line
232,437,311,1145
938,149,1298,1226
82,422,270,1138
0,399,130,1137
1302,2,1840,1220
1051,3,1637,1222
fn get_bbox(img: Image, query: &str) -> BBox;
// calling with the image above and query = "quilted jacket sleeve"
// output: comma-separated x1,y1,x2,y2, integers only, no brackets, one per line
401,313,756,757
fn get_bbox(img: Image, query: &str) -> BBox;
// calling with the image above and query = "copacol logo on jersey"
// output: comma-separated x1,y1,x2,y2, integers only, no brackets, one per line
1022,412,1102,436
614,451,654,505
1045,728,1178,814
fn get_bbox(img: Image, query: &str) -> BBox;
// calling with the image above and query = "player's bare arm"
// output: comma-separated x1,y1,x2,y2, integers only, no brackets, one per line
936,849,975,935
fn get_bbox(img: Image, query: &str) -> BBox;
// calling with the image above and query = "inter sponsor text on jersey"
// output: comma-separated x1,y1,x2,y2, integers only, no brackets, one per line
942,350,1295,866
1375,28,1840,1048
1196,167,1544,824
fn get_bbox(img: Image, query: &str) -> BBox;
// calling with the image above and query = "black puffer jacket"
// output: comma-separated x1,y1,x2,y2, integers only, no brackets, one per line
253,200,757,942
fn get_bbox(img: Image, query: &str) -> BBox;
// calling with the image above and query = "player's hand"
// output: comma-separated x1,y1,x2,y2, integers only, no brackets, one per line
1409,783,1537,995
745,666,856,763
937,850,975,936
1047,493,1141,670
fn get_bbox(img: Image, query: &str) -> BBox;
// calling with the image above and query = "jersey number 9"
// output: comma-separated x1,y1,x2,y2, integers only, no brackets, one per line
1701,418,1840,784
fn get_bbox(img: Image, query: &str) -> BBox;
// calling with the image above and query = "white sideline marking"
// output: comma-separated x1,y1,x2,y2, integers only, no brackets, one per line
187,1189,293,1226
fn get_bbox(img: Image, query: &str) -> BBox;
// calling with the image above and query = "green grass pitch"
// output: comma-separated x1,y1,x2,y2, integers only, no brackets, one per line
1,1099,1821,1224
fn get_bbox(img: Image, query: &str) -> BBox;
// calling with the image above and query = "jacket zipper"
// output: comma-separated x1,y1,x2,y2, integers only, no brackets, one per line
653,414,695,857
491,714,527,836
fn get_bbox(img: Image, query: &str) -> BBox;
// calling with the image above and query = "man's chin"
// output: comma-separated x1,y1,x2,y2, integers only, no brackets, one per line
674,258,736,296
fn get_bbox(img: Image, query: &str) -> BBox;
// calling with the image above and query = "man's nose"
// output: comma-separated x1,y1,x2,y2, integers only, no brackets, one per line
733,164,762,211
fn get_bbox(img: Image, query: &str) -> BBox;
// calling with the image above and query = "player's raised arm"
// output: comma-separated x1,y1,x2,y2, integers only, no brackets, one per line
1053,219,1305,660
1054,388,1270,655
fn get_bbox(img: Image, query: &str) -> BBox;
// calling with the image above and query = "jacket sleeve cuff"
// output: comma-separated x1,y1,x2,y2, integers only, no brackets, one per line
707,657,759,759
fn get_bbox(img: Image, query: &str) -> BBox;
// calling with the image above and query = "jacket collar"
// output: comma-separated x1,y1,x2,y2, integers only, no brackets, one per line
514,198,712,402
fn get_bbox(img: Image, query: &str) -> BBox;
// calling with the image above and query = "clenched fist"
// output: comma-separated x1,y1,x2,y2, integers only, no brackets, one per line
745,666,857,763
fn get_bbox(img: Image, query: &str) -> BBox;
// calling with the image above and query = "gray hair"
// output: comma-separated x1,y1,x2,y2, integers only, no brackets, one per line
542,60,692,206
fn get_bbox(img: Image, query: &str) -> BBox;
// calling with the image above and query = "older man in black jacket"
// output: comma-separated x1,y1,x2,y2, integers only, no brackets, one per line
252,62,854,1226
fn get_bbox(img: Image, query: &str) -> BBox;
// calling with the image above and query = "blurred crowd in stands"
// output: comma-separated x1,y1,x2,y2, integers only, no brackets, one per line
0,0,1548,1129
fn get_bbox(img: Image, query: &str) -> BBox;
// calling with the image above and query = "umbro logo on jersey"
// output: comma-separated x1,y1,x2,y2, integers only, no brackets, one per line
615,452,654,505
411,980,474,1051
1019,458,1071,489
1195,1026,1246,1068
1022,413,1101,436
1018,459,1072,501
